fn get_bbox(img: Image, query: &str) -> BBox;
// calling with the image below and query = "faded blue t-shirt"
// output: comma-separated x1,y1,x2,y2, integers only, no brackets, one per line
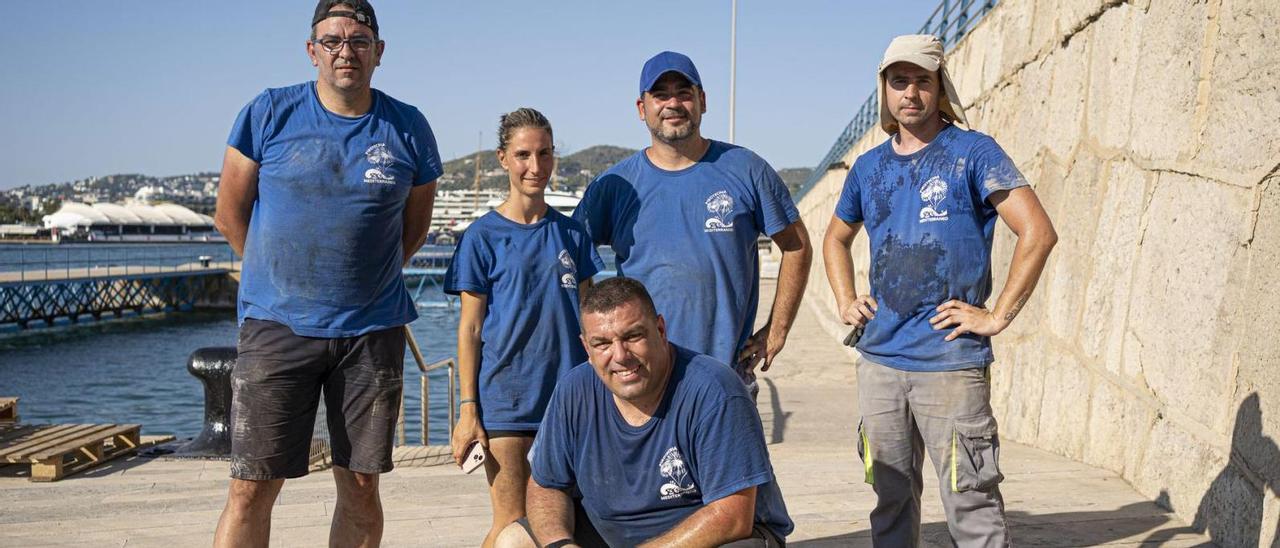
530,345,794,546
573,141,799,368
835,125,1027,371
443,209,603,430
227,82,443,337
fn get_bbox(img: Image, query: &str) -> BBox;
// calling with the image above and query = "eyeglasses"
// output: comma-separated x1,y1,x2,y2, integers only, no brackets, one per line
311,36,376,55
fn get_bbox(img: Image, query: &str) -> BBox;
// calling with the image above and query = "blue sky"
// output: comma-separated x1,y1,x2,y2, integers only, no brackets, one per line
1,0,937,189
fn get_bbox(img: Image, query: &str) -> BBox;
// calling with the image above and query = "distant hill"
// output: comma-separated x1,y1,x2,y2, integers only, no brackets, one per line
555,145,638,189
0,172,221,223
0,146,814,224
440,145,814,196
437,145,637,192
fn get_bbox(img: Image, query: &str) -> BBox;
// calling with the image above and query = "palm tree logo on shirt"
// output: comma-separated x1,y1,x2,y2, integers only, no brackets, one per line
918,176,950,223
558,250,577,289
363,143,397,184
658,446,699,500
704,191,736,232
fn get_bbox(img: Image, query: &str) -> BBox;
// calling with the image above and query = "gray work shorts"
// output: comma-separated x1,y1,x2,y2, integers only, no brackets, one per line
229,318,404,480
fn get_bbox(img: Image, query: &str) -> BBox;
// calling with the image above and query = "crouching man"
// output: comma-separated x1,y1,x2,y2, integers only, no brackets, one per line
514,277,792,547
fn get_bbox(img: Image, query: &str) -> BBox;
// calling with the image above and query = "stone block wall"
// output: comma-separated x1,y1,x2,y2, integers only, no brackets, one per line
793,0,1280,544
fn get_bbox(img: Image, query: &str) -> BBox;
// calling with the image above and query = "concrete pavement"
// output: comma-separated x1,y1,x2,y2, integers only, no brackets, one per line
0,280,1212,546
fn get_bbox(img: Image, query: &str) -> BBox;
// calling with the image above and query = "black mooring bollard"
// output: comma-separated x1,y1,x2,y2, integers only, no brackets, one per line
172,347,237,458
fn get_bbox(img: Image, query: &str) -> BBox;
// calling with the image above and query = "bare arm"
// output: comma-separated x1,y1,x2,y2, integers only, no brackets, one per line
213,146,259,257
526,478,578,546
737,220,813,372
450,291,488,465
637,486,757,548
401,181,438,266
929,186,1058,340
822,216,877,326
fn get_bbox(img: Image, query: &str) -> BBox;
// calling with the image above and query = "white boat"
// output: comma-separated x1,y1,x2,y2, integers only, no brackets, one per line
430,189,505,235
451,190,582,233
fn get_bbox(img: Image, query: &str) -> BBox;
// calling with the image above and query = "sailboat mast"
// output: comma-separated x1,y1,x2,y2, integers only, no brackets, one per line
472,131,482,212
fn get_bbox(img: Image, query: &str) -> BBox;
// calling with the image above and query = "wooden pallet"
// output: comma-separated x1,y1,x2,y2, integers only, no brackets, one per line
0,423,142,481
0,398,17,425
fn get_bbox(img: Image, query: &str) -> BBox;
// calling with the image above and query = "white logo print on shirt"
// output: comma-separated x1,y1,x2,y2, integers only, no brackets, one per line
918,176,949,223
558,250,577,289
658,446,699,500
704,191,735,232
363,143,396,184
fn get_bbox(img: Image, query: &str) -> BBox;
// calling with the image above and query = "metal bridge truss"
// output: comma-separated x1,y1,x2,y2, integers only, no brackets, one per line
0,271,229,329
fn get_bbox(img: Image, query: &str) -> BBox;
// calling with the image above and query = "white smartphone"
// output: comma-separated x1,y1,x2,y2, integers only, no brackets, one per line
461,441,486,474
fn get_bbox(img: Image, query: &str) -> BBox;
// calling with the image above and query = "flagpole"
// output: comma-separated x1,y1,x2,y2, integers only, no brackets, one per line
728,0,738,144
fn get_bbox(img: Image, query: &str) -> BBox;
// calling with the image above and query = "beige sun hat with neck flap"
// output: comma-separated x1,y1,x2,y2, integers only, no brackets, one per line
876,34,967,134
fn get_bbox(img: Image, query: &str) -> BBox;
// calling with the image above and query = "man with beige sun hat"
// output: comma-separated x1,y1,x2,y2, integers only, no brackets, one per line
824,34,1058,546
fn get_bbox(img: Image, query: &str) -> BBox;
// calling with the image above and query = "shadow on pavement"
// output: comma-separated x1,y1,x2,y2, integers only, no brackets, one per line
792,503,1207,547
761,377,792,445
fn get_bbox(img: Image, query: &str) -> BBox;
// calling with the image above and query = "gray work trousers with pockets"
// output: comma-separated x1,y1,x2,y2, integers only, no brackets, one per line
855,357,1010,547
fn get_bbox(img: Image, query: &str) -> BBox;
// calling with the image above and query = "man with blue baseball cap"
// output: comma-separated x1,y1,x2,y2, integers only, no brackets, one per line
574,51,813,397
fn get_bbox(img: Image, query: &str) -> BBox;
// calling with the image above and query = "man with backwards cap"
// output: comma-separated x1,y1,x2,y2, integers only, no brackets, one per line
212,1,442,546
573,51,813,397
823,35,1056,545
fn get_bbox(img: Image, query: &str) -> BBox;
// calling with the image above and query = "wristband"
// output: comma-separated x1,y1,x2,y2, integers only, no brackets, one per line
459,399,478,406
544,539,573,548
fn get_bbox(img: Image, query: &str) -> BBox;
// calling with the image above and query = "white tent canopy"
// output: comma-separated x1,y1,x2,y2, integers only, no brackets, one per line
43,201,211,229
90,202,145,224
42,202,112,228
154,203,212,226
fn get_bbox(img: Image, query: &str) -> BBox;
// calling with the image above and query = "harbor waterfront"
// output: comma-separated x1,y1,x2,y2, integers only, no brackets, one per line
0,303,461,445
0,242,465,445
0,241,615,444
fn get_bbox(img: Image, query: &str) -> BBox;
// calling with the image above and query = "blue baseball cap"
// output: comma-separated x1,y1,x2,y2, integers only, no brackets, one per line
638,51,703,95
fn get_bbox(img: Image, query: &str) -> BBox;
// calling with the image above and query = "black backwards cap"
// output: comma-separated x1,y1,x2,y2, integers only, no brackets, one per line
312,0,379,35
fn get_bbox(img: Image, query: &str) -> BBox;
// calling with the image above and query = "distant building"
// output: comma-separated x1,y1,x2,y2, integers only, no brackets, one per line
0,224,46,240
42,201,222,242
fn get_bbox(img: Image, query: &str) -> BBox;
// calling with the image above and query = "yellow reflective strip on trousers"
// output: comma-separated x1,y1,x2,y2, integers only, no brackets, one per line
951,429,959,493
862,429,874,484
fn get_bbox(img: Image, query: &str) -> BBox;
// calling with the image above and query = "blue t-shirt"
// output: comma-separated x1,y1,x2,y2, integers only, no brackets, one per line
227,82,443,337
835,125,1028,371
443,209,603,430
530,345,793,546
573,141,800,367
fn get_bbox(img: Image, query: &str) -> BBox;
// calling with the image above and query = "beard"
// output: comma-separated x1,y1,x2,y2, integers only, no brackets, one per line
647,108,700,144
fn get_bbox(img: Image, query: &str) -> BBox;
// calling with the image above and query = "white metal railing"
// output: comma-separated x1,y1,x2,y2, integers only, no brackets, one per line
0,245,238,283
399,330,457,446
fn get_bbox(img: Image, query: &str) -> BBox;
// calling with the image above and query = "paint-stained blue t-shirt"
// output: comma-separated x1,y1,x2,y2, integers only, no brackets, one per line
573,141,800,368
443,209,603,430
530,345,793,546
835,125,1027,371
227,82,443,337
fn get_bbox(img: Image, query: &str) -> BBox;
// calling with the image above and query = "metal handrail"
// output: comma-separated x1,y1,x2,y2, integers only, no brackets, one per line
793,0,999,202
399,328,457,446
